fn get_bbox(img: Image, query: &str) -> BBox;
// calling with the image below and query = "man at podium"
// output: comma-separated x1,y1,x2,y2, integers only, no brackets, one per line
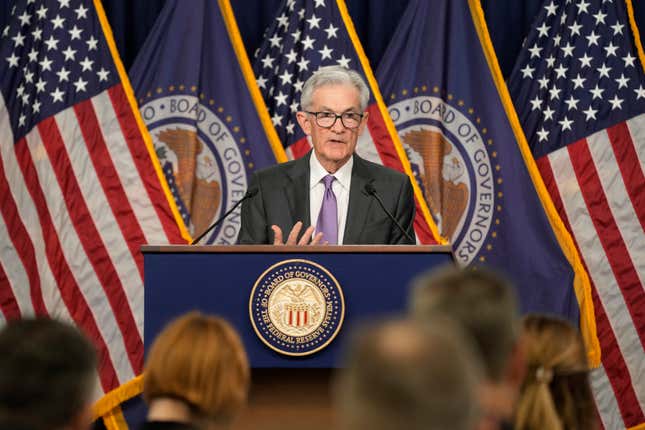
238,66,416,245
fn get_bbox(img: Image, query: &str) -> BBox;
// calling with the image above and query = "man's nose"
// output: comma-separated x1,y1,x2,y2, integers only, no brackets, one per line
330,116,345,133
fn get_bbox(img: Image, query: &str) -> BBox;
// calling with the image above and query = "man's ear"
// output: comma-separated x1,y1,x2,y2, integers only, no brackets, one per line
296,111,312,135
357,111,369,135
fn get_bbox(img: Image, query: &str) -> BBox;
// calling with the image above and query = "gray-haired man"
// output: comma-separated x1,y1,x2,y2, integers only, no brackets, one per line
238,66,416,245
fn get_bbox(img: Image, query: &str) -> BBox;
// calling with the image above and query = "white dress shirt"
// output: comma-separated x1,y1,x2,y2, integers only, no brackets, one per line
309,154,353,244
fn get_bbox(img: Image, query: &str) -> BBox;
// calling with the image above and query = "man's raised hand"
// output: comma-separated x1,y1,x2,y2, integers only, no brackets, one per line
271,221,325,245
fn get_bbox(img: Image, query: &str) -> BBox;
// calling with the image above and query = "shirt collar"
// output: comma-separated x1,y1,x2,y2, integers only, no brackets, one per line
310,153,353,191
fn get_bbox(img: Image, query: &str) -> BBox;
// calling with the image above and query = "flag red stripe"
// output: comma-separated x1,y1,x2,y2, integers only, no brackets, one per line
365,104,404,171
412,194,434,244
536,155,645,426
73,99,146,279
0,156,47,316
606,122,645,233
291,137,312,159
37,117,143,375
535,157,567,222
107,85,184,244
568,140,645,347
13,138,119,391
0,261,21,320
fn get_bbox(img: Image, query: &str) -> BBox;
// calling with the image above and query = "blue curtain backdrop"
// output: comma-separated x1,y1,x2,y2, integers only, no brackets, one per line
1,0,644,79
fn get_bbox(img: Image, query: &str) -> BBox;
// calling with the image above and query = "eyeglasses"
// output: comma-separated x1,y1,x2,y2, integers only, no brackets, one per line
305,111,364,129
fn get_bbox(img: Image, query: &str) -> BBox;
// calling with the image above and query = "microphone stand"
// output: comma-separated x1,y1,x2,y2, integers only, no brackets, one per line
364,183,415,243
190,189,257,245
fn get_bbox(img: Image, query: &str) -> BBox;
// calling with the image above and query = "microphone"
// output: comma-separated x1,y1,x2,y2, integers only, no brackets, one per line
190,188,258,245
364,183,414,243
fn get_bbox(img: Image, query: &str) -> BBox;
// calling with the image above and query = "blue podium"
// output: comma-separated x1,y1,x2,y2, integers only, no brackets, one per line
142,244,453,366
140,244,453,429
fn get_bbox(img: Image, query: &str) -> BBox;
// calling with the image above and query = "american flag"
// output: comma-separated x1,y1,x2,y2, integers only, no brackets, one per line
509,0,645,427
0,0,188,396
252,0,441,244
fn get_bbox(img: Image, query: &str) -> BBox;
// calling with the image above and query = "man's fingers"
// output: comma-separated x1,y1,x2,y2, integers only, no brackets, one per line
274,222,326,246
285,221,303,245
310,232,325,245
298,225,316,245
271,225,284,245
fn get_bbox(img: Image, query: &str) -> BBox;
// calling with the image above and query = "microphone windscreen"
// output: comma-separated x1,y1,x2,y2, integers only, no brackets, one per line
245,188,259,198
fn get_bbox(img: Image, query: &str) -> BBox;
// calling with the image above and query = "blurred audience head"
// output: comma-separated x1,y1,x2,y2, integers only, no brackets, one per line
410,265,519,381
335,318,482,430
514,314,594,430
144,311,250,428
409,265,522,429
0,318,97,430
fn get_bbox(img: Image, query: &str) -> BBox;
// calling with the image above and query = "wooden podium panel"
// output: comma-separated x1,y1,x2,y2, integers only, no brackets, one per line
233,369,335,430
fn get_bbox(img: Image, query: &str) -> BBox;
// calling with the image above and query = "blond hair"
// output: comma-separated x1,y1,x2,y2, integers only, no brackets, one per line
144,311,250,424
515,314,594,430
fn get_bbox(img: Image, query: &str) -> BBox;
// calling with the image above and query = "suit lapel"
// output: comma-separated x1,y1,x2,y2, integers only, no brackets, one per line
284,151,311,226
344,155,375,244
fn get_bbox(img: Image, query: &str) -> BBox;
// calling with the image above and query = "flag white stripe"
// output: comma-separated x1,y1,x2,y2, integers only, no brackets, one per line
591,365,627,430
626,114,645,175
587,129,645,286
548,147,645,413
1,105,78,326
55,106,144,337
0,95,35,318
1,98,67,321
25,124,135,385
91,91,168,245
0,212,35,317
355,131,383,164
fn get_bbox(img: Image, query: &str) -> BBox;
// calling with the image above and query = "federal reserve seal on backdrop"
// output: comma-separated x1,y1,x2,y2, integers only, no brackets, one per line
388,88,502,266
249,259,345,356
139,90,252,244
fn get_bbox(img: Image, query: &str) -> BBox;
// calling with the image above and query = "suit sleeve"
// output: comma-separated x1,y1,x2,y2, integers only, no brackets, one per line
391,175,416,244
237,172,269,244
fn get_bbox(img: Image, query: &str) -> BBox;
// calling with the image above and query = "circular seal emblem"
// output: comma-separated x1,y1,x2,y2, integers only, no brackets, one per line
388,92,501,266
139,93,250,245
249,259,345,356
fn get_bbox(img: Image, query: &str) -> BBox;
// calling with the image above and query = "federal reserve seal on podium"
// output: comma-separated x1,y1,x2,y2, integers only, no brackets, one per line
249,259,345,356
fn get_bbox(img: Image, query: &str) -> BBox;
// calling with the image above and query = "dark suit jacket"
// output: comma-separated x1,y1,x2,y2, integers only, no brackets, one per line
237,152,416,244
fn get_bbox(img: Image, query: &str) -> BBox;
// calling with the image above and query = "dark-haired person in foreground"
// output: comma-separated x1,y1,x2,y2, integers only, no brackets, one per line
141,311,250,430
237,65,416,245
410,266,525,430
334,318,482,430
0,318,97,430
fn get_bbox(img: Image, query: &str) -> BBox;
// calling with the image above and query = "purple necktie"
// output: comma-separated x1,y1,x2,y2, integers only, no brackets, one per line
316,175,338,245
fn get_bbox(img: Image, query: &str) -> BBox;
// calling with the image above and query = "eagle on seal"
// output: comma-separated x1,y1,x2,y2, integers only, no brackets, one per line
156,127,222,238
402,128,468,240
